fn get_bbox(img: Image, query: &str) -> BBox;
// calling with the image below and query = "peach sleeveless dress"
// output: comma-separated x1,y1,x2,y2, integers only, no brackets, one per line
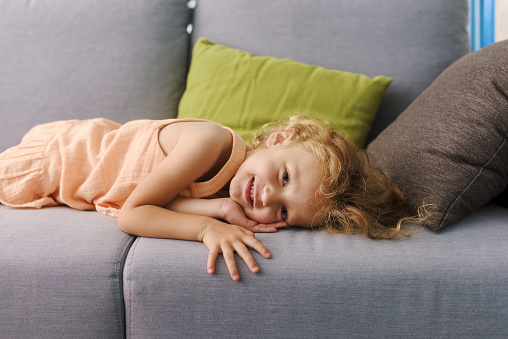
0,118,246,217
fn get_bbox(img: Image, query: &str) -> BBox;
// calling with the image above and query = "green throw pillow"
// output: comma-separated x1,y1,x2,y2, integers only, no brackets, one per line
178,38,392,147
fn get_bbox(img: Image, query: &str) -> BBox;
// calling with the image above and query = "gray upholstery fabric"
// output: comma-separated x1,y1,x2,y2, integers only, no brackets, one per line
124,203,508,338
191,0,470,143
0,205,135,338
2,1,507,338
368,40,508,231
0,0,190,152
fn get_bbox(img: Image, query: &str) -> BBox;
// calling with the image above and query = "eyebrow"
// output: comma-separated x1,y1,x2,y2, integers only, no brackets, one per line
287,162,298,226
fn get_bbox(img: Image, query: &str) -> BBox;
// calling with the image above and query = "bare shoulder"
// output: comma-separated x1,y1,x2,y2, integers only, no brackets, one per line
159,121,232,156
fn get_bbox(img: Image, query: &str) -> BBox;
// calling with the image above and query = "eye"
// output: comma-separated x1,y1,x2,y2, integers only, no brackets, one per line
281,206,288,221
282,170,290,187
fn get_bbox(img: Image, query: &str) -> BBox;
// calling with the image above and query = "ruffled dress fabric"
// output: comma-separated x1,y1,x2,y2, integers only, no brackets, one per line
0,118,246,217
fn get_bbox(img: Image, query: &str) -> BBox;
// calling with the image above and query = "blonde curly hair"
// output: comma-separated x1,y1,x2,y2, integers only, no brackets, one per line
250,115,430,239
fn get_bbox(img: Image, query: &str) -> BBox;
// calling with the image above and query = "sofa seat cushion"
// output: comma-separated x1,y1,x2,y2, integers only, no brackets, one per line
123,203,508,338
0,205,135,338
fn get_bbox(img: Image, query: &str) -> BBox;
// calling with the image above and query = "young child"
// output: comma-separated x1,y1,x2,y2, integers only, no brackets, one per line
0,115,421,281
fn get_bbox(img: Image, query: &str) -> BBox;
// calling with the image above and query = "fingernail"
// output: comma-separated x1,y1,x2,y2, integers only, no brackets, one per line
233,274,240,281
252,266,259,273
208,268,214,274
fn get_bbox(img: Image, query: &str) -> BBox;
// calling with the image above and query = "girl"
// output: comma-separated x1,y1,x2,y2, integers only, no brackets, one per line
0,115,421,281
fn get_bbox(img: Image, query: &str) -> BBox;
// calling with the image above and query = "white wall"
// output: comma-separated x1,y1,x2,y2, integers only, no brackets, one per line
496,0,508,41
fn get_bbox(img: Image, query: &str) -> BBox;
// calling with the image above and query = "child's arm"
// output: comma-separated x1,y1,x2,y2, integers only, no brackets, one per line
119,203,267,281
118,121,269,281
166,196,287,233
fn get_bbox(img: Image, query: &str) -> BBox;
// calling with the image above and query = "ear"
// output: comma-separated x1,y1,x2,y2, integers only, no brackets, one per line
265,128,296,147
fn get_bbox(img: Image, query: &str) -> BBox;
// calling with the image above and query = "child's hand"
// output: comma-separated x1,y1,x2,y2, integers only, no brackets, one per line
221,198,288,233
201,221,271,281
248,221,289,233
221,197,258,229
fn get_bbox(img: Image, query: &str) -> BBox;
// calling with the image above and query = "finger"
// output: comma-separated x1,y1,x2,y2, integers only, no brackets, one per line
252,225,277,233
207,246,219,275
244,219,259,230
242,235,271,259
252,221,288,233
234,242,260,274
270,221,289,228
239,227,255,237
222,248,240,281
238,214,256,227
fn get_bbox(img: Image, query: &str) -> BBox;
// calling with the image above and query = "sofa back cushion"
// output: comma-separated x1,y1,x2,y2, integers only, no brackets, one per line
0,0,190,152
191,0,470,144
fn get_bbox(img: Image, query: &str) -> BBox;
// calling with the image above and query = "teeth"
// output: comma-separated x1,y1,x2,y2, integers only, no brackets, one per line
250,179,254,203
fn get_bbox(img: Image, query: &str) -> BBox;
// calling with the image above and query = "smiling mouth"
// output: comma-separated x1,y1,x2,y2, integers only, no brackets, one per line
245,177,255,207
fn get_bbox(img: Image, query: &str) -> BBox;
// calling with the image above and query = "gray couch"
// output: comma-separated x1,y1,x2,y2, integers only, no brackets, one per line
1,0,507,338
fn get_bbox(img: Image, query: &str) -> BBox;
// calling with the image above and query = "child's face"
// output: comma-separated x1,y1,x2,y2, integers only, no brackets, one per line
229,143,326,227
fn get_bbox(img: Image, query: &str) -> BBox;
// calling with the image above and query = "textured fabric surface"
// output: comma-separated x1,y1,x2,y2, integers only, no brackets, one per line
0,0,190,152
178,38,391,147
368,40,508,231
0,205,135,338
191,0,470,144
124,203,508,338
0,118,245,217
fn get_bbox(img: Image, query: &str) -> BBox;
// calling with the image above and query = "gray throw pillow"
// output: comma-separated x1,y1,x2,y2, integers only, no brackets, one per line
368,40,508,232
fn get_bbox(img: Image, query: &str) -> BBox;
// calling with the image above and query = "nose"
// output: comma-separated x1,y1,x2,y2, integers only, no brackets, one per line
261,184,280,207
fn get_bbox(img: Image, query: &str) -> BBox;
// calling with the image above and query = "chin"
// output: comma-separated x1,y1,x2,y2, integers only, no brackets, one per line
243,208,259,223
244,210,257,222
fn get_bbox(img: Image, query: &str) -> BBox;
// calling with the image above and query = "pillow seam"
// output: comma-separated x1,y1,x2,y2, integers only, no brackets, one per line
440,133,508,228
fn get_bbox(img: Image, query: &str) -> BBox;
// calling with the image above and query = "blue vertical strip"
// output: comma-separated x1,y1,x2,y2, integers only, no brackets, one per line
467,0,473,49
468,0,495,51
473,0,481,51
482,0,495,47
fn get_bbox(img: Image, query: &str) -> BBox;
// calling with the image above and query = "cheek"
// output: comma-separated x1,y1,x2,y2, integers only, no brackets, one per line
228,176,240,201
229,169,246,202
